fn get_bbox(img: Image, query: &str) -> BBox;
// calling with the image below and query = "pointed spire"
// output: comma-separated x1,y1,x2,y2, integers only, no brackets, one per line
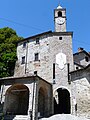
57,2,62,9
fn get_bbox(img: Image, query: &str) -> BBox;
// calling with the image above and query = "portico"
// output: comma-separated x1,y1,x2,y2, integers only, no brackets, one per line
0,75,53,120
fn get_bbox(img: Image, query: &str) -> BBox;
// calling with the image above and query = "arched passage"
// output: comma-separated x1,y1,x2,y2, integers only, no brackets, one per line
54,88,70,114
38,87,48,118
4,84,29,115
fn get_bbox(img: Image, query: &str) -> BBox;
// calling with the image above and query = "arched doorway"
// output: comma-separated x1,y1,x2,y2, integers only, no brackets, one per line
54,88,70,114
38,87,48,118
4,84,29,115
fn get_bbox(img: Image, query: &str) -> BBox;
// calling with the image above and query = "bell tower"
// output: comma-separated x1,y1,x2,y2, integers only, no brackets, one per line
54,4,66,32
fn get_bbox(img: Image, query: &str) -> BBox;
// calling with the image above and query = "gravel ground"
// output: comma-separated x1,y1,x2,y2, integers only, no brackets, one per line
40,114,89,120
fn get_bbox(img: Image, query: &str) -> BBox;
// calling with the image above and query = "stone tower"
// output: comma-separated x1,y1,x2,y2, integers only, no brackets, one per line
54,4,66,32
52,4,74,86
14,4,74,87
53,5,74,114
14,4,74,114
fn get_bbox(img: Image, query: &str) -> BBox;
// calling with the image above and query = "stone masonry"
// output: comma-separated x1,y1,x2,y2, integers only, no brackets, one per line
0,4,90,120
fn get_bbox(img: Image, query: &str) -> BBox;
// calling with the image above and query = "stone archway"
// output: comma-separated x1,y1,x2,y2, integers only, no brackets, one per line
54,88,70,114
4,84,29,115
38,87,48,118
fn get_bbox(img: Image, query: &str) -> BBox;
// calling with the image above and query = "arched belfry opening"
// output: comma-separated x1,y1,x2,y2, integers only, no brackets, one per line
58,11,62,17
54,88,70,114
38,87,48,118
4,84,29,115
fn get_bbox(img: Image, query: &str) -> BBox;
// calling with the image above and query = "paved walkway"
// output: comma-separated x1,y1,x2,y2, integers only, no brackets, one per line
40,114,90,120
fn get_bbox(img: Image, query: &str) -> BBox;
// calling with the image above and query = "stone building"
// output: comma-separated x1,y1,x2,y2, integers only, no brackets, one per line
0,4,90,120
70,48,90,118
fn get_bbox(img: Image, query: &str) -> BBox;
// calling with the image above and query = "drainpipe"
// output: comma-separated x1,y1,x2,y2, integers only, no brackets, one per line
25,40,29,74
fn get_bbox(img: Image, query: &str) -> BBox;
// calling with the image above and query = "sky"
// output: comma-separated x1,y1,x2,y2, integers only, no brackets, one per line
0,0,90,53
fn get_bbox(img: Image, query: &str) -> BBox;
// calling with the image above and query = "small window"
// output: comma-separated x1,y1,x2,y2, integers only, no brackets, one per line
35,53,39,61
36,38,40,44
76,67,79,70
85,56,89,62
34,71,37,75
58,11,62,17
23,42,26,48
22,56,25,64
59,37,62,40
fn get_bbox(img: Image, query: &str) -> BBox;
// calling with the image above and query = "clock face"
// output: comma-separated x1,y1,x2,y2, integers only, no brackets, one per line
56,17,65,25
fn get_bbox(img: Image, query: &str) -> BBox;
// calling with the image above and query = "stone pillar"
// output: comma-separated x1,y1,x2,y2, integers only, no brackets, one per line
32,82,37,120
71,82,77,115
27,81,37,120
0,85,4,103
0,85,6,104
27,83,34,120
28,91,32,119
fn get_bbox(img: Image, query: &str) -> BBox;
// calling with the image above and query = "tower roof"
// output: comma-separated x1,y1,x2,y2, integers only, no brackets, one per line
57,4,62,9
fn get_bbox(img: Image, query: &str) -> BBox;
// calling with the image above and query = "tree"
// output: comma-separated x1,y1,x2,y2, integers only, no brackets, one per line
0,27,23,78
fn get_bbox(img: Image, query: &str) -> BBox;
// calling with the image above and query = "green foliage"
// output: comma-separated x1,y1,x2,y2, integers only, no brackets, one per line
0,27,23,78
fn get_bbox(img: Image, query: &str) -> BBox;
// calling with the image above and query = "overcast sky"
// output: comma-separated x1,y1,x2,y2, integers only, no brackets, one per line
0,0,90,53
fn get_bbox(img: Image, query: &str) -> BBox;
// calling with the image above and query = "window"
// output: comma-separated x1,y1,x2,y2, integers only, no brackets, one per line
35,53,39,61
53,63,55,79
34,71,37,75
59,37,62,40
58,11,62,17
23,42,26,48
22,56,25,64
85,56,89,62
76,67,79,70
36,38,40,44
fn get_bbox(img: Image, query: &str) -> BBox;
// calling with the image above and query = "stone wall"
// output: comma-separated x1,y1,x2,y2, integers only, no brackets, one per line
70,68,90,119
14,32,74,115
14,32,74,85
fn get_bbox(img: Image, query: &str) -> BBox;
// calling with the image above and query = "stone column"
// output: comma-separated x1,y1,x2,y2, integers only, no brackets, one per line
32,82,37,120
27,84,33,120
27,81,37,120
0,85,4,103
28,91,32,119
71,82,77,115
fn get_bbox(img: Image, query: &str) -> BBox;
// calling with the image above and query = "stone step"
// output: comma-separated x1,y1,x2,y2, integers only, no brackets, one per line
4,115,29,120
13,115,28,120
